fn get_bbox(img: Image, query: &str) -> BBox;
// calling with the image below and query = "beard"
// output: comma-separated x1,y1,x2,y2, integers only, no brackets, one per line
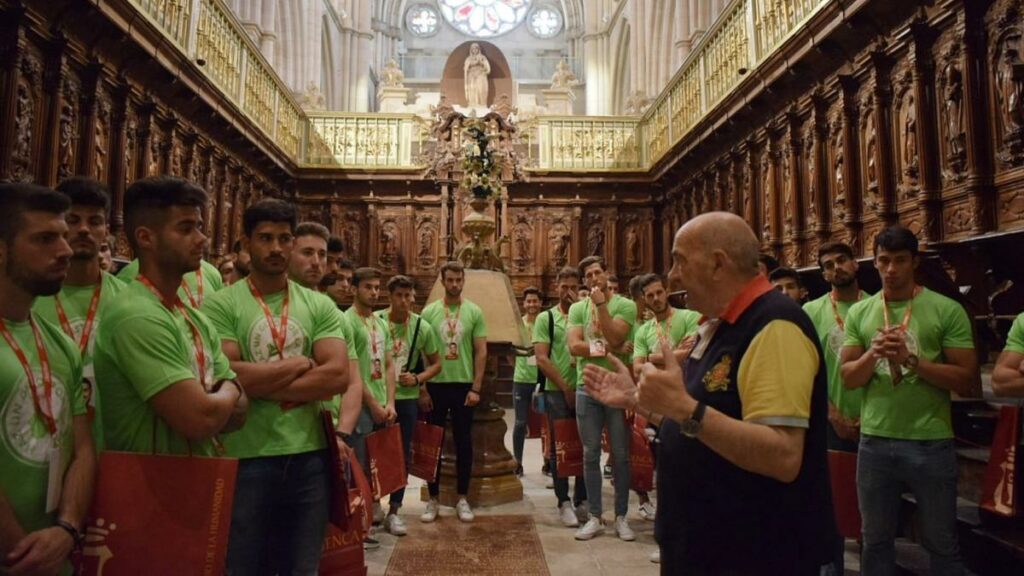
830,273,856,288
6,259,65,297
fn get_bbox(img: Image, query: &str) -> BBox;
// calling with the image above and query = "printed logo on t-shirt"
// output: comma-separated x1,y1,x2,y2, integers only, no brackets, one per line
247,317,308,363
873,329,920,378
827,325,845,358
439,319,464,348
1,372,70,466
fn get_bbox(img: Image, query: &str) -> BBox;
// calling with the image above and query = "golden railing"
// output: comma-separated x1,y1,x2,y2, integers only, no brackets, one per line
127,0,829,171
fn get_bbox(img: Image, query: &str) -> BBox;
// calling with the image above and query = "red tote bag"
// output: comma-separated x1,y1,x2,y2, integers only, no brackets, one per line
540,417,584,478
410,419,444,481
366,425,408,499
75,452,237,576
526,405,546,439
629,427,654,492
827,450,862,537
981,405,1022,518
320,452,372,576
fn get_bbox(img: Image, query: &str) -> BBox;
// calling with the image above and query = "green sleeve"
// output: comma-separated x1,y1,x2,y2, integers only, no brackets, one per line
202,261,224,292
471,306,487,339
200,315,236,382
419,320,440,355
941,300,975,350
633,323,651,360
843,302,865,348
613,297,638,328
200,292,238,342
67,345,87,417
533,312,551,345
1006,313,1024,354
568,302,584,329
339,311,359,360
115,259,138,282
107,314,196,401
683,311,701,337
312,294,347,343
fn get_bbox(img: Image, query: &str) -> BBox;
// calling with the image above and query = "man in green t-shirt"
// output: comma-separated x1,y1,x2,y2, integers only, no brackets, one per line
567,256,637,542
117,254,223,307
535,266,588,528
993,313,1024,396
33,178,126,453
512,287,542,477
95,177,245,459
631,273,700,373
0,184,96,576
201,199,350,575
840,226,978,575
377,275,441,536
419,261,487,523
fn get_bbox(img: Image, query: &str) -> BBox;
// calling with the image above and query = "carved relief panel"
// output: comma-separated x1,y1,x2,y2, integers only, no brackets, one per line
341,209,365,265
937,40,967,184
894,68,920,202
860,93,880,212
415,211,441,271
546,211,572,273
10,52,43,182
378,216,402,271
509,210,536,273
57,76,80,182
991,2,1024,168
620,210,652,274
92,92,112,183
829,105,847,225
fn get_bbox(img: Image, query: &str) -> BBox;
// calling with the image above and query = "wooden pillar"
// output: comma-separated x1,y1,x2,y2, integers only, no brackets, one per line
956,0,995,233
910,22,943,245
870,50,898,226
839,74,864,253
38,33,67,187
811,94,831,246
745,141,760,238
77,61,102,180
785,110,806,262
766,126,783,258
108,83,131,240
0,6,27,181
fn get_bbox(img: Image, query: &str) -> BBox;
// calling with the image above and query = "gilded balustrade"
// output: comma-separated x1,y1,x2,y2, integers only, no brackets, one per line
133,0,192,50
304,114,423,168
532,118,643,171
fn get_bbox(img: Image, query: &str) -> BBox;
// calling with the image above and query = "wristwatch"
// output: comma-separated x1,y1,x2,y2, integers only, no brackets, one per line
902,354,919,370
679,402,706,438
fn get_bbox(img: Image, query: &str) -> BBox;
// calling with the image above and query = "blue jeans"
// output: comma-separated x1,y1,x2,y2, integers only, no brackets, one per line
576,390,630,518
389,398,419,507
351,407,375,478
226,450,331,576
857,435,964,576
512,382,536,465
546,390,587,506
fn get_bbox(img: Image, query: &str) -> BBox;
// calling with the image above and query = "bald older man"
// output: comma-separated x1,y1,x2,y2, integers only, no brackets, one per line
584,213,835,575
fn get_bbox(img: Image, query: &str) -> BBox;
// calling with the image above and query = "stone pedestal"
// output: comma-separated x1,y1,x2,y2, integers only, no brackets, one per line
542,89,574,116
377,86,411,113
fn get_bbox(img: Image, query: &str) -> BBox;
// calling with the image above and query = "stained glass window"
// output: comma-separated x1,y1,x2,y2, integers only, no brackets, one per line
528,5,562,38
438,0,531,38
406,4,440,37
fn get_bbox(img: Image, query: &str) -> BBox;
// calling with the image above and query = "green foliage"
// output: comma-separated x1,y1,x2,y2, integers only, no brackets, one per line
460,118,505,200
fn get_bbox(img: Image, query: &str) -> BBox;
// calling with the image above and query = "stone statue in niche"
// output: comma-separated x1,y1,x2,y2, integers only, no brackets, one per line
512,221,531,270
942,61,966,169
586,223,604,256
903,92,918,179
464,43,491,108
380,58,405,89
549,225,569,268
12,82,34,179
58,102,75,180
625,225,641,271
550,59,578,90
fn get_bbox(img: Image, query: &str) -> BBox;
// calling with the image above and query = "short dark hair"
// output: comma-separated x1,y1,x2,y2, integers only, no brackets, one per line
56,177,111,217
387,274,415,292
555,266,579,282
607,274,619,283
0,183,71,245
352,266,382,287
337,258,355,272
758,253,779,273
439,261,465,279
768,267,802,286
639,273,665,293
874,225,919,257
231,239,243,254
817,241,856,268
124,177,208,251
327,235,344,253
523,287,542,300
243,198,296,237
578,255,607,273
295,221,329,242
628,275,645,298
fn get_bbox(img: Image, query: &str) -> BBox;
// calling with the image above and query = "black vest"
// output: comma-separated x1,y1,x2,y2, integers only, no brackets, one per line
655,289,836,574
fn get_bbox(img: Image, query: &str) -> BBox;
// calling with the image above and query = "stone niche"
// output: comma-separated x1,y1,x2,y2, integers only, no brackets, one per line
440,41,514,108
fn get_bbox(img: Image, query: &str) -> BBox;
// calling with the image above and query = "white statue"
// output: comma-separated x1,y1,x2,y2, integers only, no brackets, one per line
550,59,577,90
464,43,491,108
380,58,405,89
301,81,326,111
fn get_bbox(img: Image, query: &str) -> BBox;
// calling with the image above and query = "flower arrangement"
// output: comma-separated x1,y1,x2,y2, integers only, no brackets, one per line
460,118,505,201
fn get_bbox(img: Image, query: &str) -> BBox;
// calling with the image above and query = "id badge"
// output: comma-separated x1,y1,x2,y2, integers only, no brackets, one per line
371,358,383,380
46,445,64,513
589,339,607,358
446,343,459,360
527,355,537,367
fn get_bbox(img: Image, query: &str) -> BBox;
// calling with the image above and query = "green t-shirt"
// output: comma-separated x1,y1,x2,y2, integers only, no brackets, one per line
345,307,391,406
513,316,539,384
1005,313,1024,353
843,287,975,440
117,258,224,307
376,310,440,401
568,294,637,387
0,315,85,536
632,308,701,361
803,291,868,419
202,280,346,458
95,280,234,456
532,307,576,391
420,299,487,384
32,272,126,452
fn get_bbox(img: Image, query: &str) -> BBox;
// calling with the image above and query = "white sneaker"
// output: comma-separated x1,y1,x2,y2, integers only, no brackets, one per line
614,516,636,541
638,501,656,521
558,502,580,527
372,502,385,525
384,513,408,536
649,549,661,563
574,517,604,540
420,499,439,523
574,501,589,524
456,498,475,522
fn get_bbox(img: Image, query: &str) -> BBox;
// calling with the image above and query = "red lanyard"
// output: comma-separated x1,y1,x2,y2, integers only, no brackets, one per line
54,283,102,353
139,275,208,390
247,278,290,361
881,286,921,333
360,312,379,356
387,313,406,357
829,290,862,331
181,268,204,308
653,311,674,344
0,316,57,435
443,302,461,343
588,298,604,337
